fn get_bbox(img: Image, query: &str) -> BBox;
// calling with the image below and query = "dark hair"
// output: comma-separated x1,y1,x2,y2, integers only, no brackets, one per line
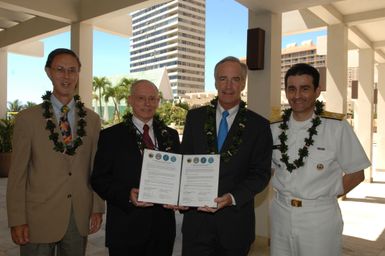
214,56,247,80
45,48,81,69
284,63,320,90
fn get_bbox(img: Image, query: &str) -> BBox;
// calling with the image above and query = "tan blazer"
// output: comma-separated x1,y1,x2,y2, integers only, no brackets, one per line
7,104,105,243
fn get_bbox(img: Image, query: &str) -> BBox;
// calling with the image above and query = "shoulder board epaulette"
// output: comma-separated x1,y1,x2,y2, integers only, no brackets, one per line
321,111,345,121
270,108,283,124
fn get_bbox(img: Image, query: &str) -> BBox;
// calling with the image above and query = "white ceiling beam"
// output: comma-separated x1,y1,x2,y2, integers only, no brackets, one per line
0,7,34,22
0,16,68,48
348,26,372,49
308,4,343,25
79,0,169,22
94,15,132,38
7,40,44,57
344,8,385,26
375,50,385,63
374,40,385,49
0,0,78,23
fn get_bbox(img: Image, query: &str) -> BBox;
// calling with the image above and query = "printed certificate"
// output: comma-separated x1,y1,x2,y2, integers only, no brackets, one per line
138,149,220,207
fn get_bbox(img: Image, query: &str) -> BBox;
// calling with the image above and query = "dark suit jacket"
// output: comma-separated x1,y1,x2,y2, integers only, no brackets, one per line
181,105,272,248
91,120,180,249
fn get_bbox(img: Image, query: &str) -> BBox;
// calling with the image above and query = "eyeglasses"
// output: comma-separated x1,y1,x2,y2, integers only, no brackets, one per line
50,66,79,76
134,95,159,104
216,76,243,84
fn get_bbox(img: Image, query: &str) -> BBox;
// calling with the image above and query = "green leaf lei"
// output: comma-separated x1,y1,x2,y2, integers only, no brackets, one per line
278,100,324,173
122,112,174,152
205,97,248,162
42,91,87,155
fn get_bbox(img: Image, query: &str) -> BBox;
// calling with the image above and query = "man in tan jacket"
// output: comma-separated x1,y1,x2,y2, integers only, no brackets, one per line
7,48,105,256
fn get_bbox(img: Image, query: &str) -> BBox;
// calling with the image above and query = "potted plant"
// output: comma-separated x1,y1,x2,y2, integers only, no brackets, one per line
0,117,14,177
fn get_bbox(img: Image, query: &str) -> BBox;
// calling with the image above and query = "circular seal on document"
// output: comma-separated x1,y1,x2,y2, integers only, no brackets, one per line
208,157,214,163
163,154,169,161
155,153,162,160
200,157,207,164
171,156,177,162
316,163,324,170
193,157,199,164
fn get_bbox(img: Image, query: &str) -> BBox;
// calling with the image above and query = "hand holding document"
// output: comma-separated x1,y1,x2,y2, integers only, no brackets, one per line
138,149,220,208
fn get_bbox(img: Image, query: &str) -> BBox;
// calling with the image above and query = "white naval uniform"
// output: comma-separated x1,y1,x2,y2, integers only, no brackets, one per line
270,113,370,256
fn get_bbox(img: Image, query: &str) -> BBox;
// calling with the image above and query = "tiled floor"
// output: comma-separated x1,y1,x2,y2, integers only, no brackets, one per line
1,173,385,256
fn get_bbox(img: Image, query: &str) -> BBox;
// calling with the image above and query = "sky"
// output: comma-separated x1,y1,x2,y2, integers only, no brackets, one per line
7,0,326,104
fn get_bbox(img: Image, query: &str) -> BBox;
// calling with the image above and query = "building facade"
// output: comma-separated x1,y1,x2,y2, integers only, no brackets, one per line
130,0,206,97
281,39,326,89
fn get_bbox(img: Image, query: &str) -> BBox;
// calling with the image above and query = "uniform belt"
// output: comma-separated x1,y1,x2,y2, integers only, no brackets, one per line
275,193,336,208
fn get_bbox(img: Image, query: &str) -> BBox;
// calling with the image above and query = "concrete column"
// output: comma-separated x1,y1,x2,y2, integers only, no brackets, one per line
247,10,281,246
325,24,348,114
247,11,281,118
376,63,385,171
354,48,374,182
0,49,7,118
70,22,94,109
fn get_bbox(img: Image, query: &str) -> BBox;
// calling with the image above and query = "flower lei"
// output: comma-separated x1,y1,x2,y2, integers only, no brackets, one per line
123,112,174,152
205,97,247,162
42,91,87,155
278,100,324,173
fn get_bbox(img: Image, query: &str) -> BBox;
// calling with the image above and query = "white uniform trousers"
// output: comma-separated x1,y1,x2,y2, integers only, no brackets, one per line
270,193,343,256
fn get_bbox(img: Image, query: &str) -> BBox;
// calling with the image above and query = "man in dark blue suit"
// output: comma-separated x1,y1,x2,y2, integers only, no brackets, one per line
181,56,272,256
91,80,180,256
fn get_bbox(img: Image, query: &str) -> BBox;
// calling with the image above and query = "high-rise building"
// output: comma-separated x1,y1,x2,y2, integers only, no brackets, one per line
130,0,206,97
281,39,326,89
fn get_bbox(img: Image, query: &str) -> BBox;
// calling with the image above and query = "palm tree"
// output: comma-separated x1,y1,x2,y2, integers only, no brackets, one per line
92,76,111,116
116,77,137,107
24,101,37,109
103,85,120,122
7,100,24,113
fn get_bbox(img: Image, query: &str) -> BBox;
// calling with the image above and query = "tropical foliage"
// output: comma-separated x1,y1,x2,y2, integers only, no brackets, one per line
0,118,14,152
92,76,111,116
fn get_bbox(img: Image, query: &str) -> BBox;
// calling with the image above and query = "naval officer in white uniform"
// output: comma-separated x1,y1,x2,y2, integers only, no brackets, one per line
270,63,370,256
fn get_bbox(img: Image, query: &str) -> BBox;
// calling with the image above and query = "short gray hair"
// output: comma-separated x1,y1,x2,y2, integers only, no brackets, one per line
214,56,247,80
130,79,159,95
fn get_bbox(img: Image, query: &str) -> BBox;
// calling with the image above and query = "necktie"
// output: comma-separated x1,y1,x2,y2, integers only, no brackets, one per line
143,124,155,150
217,110,229,151
59,105,72,145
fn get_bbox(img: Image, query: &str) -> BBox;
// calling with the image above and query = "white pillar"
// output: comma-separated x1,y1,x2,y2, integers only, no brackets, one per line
0,49,7,118
247,11,281,118
325,24,348,114
376,63,385,171
247,10,281,246
354,48,374,182
70,22,94,109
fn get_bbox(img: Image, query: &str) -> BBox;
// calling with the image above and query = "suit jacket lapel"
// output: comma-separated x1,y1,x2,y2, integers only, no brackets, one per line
153,122,163,151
